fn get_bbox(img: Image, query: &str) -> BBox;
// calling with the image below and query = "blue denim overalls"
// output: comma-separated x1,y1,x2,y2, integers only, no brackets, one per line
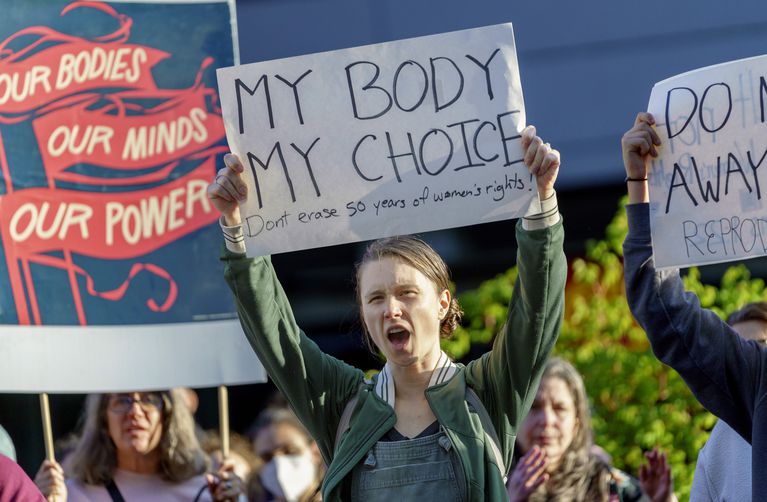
350,426,466,501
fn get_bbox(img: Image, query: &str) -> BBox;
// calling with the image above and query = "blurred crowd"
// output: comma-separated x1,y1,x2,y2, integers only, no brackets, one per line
1,358,681,502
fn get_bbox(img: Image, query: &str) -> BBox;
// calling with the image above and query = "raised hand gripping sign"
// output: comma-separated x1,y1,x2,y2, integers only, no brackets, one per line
217,23,535,256
648,54,767,270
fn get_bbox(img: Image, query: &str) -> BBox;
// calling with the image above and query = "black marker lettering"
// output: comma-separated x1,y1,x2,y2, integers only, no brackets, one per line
665,162,698,214
497,110,523,166
699,82,732,133
290,137,322,198
465,48,501,100
275,69,313,125
430,57,464,112
385,131,420,182
446,119,484,170
418,129,453,176
345,61,392,120
393,60,428,112
748,146,767,199
351,134,382,182
725,152,751,195
246,143,292,209
235,76,274,133
665,87,698,139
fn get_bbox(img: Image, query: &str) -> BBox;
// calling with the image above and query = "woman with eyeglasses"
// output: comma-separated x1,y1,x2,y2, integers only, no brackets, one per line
34,389,245,502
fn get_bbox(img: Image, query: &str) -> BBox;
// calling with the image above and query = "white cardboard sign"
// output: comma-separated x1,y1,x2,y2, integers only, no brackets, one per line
0,320,266,393
217,23,535,256
647,54,767,269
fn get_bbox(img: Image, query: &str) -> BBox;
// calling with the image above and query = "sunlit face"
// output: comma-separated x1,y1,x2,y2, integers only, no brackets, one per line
106,392,164,461
518,377,578,471
254,423,312,463
733,320,767,345
359,257,450,367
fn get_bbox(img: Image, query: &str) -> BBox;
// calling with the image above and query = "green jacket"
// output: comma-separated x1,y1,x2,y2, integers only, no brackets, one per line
222,219,566,501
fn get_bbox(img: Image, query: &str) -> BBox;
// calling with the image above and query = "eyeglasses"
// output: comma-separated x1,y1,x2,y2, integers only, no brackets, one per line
107,393,164,414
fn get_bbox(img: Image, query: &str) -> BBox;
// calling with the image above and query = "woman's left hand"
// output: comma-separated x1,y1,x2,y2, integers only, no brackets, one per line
206,461,244,502
521,125,560,200
639,447,677,502
506,446,549,502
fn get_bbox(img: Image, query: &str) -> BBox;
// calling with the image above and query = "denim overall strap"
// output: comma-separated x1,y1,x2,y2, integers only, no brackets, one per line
350,429,466,502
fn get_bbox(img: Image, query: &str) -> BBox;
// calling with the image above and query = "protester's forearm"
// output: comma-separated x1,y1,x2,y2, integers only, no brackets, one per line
223,209,241,227
222,252,364,460
522,192,560,231
627,179,649,204
623,205,757,438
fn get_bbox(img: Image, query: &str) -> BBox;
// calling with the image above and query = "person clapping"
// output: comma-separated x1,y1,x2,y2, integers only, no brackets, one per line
506,358,675,502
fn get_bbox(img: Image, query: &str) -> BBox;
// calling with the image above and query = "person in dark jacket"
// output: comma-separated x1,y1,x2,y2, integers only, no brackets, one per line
621,112,767,502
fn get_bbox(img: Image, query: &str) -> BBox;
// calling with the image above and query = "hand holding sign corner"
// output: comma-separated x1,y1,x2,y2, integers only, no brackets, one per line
622,112,662,180
208,153,248,227
521,125,560,200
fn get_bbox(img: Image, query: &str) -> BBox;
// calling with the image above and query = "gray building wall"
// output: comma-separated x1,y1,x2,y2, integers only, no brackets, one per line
235,0,767,188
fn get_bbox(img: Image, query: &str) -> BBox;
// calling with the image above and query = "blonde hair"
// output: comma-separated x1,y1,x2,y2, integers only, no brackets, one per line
355,235,463,351
67,389,208,485
525,358,612,502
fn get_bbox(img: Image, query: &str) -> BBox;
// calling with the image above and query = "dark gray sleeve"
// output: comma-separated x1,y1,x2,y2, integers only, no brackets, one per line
622,203,762,442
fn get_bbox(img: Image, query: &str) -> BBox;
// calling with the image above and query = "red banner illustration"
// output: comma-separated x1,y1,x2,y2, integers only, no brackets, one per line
0,1,229,328
0,43,167,116
0,2,167,119
32,84,225,182
0,156,219,259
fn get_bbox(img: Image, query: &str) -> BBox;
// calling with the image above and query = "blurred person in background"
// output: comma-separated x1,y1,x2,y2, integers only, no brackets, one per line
506,357,675,502
247,407,324,502
0,453,45,502
0,425,15,461
201,430,261,487
33,389,244,502
690,302,767,501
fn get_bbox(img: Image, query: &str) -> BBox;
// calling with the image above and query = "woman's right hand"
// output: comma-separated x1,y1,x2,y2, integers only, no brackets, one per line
506,446,549,502
621,112,661,204
34,460,67,502
206,153,248,226
621,112,661,180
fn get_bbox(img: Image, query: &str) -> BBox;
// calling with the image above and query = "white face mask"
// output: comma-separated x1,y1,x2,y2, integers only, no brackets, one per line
259,451,317,502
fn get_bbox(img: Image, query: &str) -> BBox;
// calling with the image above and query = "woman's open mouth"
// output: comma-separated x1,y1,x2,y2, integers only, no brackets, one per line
387,327,411,350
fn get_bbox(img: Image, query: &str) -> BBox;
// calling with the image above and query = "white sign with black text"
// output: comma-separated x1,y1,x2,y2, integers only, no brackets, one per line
217,23,535,256
648,54,767,269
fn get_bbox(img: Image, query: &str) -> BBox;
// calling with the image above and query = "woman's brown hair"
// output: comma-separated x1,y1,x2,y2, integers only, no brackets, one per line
524,357,613,502
66,389,208,485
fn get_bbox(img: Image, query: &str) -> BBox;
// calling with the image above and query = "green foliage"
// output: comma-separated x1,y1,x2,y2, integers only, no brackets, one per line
443,196,767,501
